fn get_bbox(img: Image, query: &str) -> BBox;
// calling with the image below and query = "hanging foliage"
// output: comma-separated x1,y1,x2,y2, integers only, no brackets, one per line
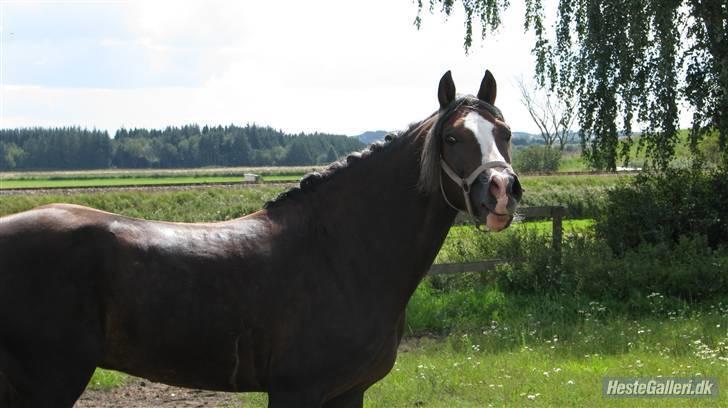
417,0,728,170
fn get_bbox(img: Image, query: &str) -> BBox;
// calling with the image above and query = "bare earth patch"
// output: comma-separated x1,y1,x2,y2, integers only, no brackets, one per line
75,379,240,408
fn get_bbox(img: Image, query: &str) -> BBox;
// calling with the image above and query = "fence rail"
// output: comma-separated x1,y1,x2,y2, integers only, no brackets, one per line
428,205,565,276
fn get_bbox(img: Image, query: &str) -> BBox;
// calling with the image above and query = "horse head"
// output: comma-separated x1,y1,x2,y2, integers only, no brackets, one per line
421,70,523,231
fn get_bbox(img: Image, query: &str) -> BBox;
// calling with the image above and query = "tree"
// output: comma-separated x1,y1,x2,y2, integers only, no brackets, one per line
0,142,25,170
515,76,575,150
283,139,315,165
416,0,728,170
324,145,339,163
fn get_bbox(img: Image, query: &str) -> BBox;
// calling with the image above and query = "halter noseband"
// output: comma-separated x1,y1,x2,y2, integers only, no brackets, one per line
435,98,513,228
439,158,512,221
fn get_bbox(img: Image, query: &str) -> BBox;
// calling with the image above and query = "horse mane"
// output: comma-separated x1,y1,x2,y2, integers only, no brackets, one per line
263,96,505,209
263,113,439,210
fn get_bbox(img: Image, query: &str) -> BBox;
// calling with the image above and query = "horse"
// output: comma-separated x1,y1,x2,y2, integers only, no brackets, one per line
0,69,521,407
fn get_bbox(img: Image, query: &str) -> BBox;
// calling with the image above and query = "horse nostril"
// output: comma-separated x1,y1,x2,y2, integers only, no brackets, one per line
509,177,523,201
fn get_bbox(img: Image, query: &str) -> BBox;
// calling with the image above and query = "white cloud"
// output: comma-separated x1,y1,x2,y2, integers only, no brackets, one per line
1,0,549,135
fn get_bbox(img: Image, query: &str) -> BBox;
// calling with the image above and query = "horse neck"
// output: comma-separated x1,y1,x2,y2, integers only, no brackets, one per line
271,135,457,310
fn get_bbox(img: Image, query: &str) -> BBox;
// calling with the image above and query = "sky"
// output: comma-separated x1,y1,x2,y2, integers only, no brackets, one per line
1,0,584,136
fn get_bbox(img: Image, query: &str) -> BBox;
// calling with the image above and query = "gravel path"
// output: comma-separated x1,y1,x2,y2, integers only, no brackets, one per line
75,379,241,408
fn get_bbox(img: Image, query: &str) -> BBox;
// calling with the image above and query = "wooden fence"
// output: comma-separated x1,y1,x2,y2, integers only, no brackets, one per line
428,206,565,276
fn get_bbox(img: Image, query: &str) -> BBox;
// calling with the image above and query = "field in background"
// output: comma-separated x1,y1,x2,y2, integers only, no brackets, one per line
0,173,623,221
0,165,632,190
2,168,724,406
0,166,318,189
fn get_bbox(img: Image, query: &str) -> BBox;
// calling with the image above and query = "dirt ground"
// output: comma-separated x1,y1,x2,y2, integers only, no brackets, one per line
74,379,241,408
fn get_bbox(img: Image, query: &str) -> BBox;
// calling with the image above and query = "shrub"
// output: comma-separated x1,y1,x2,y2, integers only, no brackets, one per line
596,167,728,254
512,146,562,173
439,226,728,302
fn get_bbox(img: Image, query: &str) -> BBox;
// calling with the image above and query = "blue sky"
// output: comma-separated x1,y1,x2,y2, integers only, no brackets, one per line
0,0,692,136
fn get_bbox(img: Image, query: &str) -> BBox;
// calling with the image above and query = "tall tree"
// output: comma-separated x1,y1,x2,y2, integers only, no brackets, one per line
516,76,575,150
416,0,728,170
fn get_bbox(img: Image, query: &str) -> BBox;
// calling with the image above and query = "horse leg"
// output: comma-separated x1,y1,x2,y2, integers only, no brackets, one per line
0,345,27,408
322,388,364,408
29,364,96,407
0,370,21,407
0,334,100,408
17,352,97,408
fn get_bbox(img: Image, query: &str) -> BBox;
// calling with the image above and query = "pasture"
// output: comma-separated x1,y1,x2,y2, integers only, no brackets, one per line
86,293,727,407
0,167,627,189
0,171,624,220
1,169,725,407
0,167,313,189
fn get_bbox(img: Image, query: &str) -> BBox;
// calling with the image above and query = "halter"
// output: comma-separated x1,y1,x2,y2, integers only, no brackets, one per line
434,97,513,228
439,158,512,222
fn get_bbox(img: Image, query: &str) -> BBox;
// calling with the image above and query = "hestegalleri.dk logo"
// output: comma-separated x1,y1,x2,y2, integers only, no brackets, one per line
602,377,719,398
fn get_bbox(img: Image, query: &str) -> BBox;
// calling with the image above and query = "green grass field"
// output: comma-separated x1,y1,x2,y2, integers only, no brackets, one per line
2,170,724,406
0,166,630,189
0,176,250,189
87,291,727,406
0,166,317,189
0,171,626,220
0,174,302,189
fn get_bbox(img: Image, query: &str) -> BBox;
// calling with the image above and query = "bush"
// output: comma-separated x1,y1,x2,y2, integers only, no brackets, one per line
596,167,728,254
438,226,728,302
564,235,728,302
512,146,562,173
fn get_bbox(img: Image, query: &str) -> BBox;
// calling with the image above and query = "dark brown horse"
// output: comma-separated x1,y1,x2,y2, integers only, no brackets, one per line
0,70,521,407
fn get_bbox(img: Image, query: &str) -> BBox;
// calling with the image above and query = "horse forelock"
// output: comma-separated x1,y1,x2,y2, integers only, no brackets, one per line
417,96,505,194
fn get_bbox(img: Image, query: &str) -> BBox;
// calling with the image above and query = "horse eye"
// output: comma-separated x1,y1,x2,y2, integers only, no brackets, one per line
504,129,512,141
445,136,457,145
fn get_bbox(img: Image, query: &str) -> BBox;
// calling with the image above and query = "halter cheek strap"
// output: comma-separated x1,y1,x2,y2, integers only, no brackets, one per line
439,158,512,228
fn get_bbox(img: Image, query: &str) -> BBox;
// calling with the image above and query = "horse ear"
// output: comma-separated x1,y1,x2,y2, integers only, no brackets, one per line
477,69,497,105
438,70,456,109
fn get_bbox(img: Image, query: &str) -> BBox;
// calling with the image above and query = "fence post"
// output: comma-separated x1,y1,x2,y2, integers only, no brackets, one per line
551,206,563,257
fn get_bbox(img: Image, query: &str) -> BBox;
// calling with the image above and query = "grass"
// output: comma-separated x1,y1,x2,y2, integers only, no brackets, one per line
86,368,129,390
0,166,630,190
0,176,252,189
0,186,288,222
4,172,723,405
436,219,593,264
0,172,625,220
88,292,728,407
0,175,303,189
0,166,322,180
558,152,589,172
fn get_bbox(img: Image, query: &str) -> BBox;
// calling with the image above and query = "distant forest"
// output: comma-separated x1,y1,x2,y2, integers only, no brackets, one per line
0,125,365,170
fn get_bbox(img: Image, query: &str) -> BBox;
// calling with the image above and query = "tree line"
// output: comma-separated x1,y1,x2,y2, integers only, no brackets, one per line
0,125,365,170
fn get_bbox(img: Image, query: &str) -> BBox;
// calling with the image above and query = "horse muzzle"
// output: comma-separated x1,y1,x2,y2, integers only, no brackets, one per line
472,169,522,231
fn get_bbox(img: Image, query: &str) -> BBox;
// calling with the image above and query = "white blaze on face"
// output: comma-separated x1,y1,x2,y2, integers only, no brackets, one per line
462,111,511,228
462,111,507,165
